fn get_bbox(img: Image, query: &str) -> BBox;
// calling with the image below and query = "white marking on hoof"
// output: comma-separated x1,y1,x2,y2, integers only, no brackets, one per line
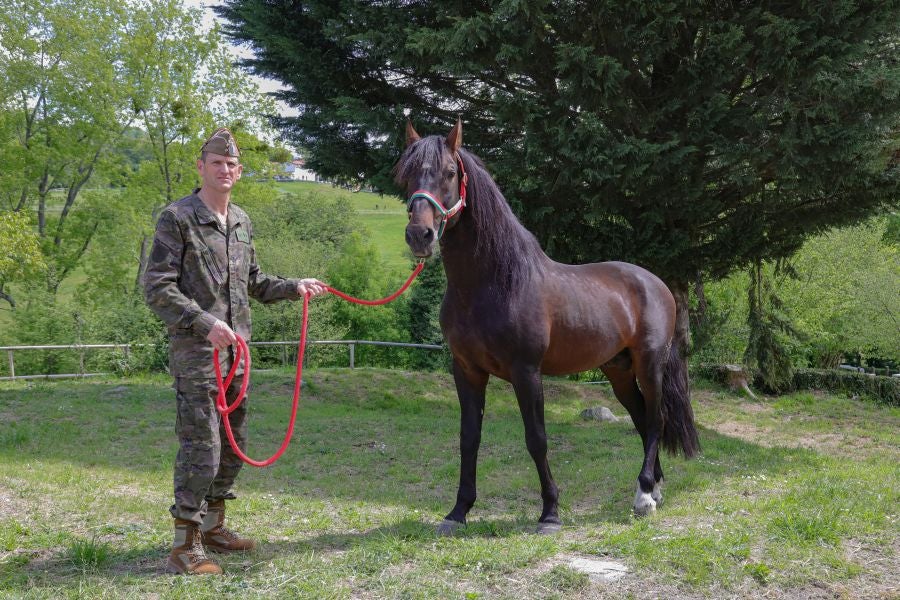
651,482,663,505
633,484,657,517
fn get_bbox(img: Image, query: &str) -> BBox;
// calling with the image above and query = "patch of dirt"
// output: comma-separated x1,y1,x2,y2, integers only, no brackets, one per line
740,401,773,415
510,552,721,600
706,418,898,459
104,484,167,504
841,537,900,600
515,544,900,600
0,489,21,520
711,420,775,447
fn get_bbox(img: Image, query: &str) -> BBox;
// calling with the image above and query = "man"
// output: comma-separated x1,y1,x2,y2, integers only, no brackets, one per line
143,128,327,575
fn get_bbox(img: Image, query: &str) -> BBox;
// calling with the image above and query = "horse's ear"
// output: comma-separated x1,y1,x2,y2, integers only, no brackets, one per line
405,119,421,147
446,118,462,153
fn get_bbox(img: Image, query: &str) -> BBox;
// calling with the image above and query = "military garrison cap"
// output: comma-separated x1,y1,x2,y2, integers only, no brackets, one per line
200,127,241,157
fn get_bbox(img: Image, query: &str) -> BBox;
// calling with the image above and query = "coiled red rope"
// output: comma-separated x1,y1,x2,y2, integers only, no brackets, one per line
213,261,425,467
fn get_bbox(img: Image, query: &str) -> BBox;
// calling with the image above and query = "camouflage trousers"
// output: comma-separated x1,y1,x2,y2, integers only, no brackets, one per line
170,377,249,524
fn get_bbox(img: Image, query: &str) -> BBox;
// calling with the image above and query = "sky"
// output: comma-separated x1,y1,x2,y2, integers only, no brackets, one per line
182,0,299,118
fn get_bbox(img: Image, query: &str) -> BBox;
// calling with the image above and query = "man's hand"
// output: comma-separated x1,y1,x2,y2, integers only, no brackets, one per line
206,319,237,350
297,278,328,298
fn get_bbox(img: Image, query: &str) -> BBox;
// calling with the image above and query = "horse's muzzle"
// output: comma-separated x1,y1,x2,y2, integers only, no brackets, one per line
405,224,435,257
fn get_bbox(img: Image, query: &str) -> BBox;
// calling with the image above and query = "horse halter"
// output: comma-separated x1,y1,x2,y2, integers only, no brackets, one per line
406,153,468,239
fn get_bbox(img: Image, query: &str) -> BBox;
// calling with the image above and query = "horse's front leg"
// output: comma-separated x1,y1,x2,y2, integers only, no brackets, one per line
438,359,488,535
511,366,561,533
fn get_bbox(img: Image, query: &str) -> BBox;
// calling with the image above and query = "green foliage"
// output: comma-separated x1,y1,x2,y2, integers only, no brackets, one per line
697,218,899,369
8,286,78,374
884,213,900,245
0,211,44,297
744,260,804,394
268,145,293,164
67,537,112,570
406,254,449,371
779,219,900,366
241,184,355,367
694,364,900,405
0,0,277,314
540,564,591,592
690,275,748,364
324,232,411,367
790,369,900,406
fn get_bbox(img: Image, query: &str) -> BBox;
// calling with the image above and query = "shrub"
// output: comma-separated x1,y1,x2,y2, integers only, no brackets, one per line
694,364,900,406
791,368,899,406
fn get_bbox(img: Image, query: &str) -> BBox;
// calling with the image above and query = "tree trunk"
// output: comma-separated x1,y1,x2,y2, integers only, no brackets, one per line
0,285,15,310
38,189,47,237
668,279,692,358
14,186,29,212
725,364,756,399
692,276,708,330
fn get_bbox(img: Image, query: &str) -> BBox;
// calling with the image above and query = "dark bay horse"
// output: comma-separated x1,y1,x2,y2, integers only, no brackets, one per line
397,120,700,534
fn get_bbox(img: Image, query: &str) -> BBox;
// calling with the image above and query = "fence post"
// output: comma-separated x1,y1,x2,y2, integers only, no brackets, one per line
7,350,14,380
349,343,355,369
282,345,287,368
79,346,85,376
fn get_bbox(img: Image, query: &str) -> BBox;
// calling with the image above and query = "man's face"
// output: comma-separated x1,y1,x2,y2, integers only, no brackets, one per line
197,152,242,193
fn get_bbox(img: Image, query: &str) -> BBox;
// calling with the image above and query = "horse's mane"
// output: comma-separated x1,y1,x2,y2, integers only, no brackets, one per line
395,136,546,290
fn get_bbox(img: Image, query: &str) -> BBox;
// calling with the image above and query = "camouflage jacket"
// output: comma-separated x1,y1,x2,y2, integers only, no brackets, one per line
143,193,303,378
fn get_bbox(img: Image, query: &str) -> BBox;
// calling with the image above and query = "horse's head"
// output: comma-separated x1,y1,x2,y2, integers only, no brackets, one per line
395,119,467,258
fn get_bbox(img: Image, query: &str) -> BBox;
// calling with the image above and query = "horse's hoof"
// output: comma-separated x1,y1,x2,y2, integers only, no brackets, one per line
535,521,562,535
651,482,663,506
633,486,658,517
436,519,464,536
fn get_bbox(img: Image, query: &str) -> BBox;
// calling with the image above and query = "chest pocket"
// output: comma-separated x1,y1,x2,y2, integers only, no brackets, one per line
199,245,226,286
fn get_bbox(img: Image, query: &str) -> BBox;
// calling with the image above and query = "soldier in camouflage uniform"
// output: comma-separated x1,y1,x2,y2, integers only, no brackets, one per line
143,128,327,575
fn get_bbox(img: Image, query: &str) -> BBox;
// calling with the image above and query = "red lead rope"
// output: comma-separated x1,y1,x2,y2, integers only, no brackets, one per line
212,261,425,467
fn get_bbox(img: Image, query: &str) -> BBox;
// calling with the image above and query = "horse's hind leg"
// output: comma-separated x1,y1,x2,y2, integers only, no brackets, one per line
510,365,560,533
440,359,488,535
602,364,664,515
630,348,669,515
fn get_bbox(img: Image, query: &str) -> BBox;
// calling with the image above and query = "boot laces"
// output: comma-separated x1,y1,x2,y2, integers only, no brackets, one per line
214,525,241,542
188,529,210,562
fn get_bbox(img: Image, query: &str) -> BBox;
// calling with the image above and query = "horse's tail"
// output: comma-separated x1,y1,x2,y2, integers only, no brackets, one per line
660,344,700,458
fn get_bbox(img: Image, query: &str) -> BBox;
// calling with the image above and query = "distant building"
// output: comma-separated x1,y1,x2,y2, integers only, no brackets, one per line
280,157,319,182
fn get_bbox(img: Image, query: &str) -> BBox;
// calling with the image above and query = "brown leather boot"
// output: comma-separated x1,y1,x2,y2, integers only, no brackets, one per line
166,519,223,575
200,499,256,553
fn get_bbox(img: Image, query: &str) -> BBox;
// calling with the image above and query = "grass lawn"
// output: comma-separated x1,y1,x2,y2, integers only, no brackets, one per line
0,370,897,598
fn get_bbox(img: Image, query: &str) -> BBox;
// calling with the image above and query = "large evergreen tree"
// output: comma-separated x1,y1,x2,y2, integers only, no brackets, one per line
218,1,900,350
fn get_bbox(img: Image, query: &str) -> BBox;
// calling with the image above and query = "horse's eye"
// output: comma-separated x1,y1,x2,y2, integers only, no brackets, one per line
446,170,456,180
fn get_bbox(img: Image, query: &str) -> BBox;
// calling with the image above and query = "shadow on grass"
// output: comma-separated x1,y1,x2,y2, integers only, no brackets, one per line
0,373,840,531
9,517,559,584
7,543,169,586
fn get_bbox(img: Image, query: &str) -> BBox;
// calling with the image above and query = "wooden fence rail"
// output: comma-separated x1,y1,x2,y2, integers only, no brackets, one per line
0,340,443,381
